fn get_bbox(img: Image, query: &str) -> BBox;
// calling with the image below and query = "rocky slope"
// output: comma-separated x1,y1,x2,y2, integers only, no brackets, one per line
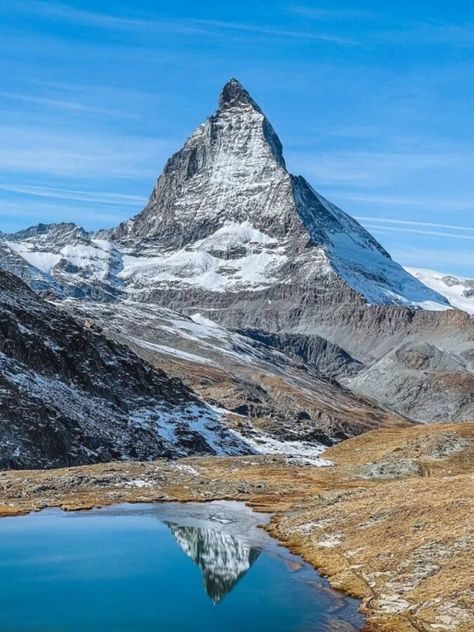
0,269,250,469
345,341,474,422
62,299,407,450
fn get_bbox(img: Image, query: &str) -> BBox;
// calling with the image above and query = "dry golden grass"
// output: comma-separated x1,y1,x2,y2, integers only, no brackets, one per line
0,422,472,632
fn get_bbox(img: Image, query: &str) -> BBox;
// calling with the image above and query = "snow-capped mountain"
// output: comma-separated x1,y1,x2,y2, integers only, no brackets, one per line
109,78,448,309
406,268,474,315
1,79,449,311
3,223,122,301
0,78,472,436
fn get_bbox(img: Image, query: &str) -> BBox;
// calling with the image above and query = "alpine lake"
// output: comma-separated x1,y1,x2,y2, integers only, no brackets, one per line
0,501,364,631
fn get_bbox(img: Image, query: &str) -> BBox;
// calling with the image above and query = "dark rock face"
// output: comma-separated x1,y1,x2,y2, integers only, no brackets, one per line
0,270,248,469
238,329,363,380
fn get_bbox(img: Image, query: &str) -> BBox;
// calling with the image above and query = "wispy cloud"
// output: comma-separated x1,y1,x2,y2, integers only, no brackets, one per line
9,2,354,44
10,0,198,34
363,224,474,241
355,217,474,232
391,246,474,271
189,18,356,44
290,5,378,21
289,149,474,186
0,124,177,180
0,92,136,118
0,184,146,206
335,193,474,212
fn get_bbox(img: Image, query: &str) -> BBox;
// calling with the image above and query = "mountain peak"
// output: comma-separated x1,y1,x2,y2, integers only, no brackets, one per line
218,78,262,112
107,81,449,310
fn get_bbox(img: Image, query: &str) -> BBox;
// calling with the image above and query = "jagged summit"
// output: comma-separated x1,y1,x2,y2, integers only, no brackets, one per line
107,79,448,309
218,78,262,113
1,79,450,309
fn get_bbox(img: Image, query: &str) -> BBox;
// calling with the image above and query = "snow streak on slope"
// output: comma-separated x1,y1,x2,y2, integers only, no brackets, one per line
120,221,288,293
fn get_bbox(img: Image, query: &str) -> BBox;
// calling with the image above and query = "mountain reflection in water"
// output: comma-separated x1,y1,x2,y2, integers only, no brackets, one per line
166,522,261,603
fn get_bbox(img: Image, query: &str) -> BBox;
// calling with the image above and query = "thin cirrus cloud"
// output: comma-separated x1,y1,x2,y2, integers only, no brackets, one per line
0,124,176,180
9,0,195,33
187,18,356,44
289,5,379,21
287,149,471,188
391,246,474,271
362,224,474,241
355,217,474,233
0,92,137,118
0,184,146,206
10,1,354,44
334,193,474,212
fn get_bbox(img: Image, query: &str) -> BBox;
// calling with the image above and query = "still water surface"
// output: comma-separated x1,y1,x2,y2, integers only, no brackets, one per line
0,501,363,631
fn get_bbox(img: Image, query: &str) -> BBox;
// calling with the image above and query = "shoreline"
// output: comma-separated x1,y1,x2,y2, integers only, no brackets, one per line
1,422,473,632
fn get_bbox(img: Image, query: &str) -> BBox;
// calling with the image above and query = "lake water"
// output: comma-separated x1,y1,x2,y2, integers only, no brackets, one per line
0,501,363,631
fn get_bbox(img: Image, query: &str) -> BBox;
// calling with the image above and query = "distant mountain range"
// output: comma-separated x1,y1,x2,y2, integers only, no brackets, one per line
406,267,474,315
1,79,472,468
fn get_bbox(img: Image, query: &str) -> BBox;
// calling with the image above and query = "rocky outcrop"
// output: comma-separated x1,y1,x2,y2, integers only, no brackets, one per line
0,270,249,469
237,329,363,380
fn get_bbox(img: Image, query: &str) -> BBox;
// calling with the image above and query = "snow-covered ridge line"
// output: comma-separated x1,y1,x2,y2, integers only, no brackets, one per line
406,267,474,315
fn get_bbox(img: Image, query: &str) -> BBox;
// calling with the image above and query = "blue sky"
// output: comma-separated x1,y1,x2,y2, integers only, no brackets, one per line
1,1,473,276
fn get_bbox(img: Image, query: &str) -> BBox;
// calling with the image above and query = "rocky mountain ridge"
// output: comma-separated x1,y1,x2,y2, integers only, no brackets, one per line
1,80,451,310
0,78,472,438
